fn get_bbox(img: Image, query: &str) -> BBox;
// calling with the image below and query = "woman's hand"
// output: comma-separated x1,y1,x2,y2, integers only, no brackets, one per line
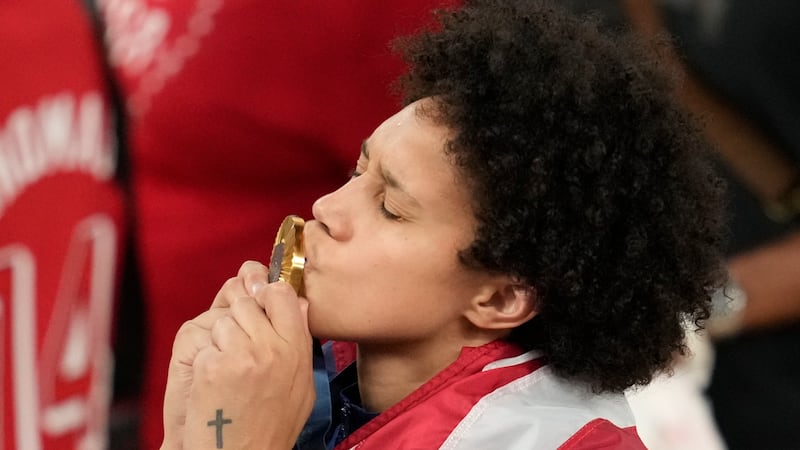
162,261,315,449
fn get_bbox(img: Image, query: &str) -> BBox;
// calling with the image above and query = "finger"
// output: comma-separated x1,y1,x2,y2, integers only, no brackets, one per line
171,319,216,367
172,308,230,364
210,313,253,352
228,296,275,342
191,342,224,382
237,260,270,296
185,307,231,331
255,282,310,344
211,276,249,309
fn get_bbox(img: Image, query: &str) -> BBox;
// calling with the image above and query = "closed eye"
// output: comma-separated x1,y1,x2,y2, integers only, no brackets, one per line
379,202,402,220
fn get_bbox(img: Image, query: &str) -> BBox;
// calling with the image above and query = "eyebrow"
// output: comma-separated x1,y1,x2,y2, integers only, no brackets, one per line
363,140,421,208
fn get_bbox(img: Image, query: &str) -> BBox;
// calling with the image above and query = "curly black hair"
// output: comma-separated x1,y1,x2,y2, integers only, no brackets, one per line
394,0,727,392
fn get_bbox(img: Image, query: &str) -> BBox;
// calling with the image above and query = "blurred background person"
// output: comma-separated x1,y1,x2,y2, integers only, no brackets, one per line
562,1,800,448
654,2,800,449
97,1,457,448
0,1,130,448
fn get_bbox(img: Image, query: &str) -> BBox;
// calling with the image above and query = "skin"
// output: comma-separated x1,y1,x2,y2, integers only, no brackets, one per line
162,276,314,450
305,99,535,411
161,99,535,449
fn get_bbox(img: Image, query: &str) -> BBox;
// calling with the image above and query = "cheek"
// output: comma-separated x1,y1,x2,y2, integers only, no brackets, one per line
376,232,471,286
306,256,475,340
308,229,472,304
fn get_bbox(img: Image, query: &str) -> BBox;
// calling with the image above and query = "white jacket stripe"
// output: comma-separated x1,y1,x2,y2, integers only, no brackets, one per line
440,365,636,449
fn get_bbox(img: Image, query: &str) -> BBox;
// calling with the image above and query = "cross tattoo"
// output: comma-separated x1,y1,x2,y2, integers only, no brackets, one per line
207,409,232,448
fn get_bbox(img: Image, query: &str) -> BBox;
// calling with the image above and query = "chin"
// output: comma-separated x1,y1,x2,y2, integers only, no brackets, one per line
306,308,334,340
308,320,355,343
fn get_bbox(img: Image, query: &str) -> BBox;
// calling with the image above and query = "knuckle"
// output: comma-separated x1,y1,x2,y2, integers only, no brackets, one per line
244,270,268,287
176,320,199,338
258,343,277,361
239,260,264,275
238,352,260,374
195,355,220,383
213,314,233,331
230,296,255,314
221,276,242,291
230,295,251,307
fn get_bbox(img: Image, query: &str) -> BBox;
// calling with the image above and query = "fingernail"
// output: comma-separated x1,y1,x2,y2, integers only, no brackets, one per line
250,281,266,295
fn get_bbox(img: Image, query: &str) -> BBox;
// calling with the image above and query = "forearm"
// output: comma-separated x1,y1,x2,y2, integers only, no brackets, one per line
730,231,800,330
620,0,798,203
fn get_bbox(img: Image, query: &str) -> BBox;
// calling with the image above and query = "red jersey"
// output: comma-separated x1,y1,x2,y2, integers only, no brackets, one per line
0,1,125,448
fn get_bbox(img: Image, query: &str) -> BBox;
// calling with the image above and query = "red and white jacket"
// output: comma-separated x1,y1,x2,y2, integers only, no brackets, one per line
312,341,646,450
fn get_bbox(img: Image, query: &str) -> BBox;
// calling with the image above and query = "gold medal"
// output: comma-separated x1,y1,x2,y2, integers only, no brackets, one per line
268,215,305,295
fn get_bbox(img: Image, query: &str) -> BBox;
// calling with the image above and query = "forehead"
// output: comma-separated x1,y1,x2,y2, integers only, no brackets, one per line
370,100,445,149
366,101,473,219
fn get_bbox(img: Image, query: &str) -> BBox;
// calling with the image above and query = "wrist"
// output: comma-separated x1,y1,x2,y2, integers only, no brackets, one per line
708,276,748,339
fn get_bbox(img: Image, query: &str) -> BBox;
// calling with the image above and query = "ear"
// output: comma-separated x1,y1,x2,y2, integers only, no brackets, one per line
463,277,538,330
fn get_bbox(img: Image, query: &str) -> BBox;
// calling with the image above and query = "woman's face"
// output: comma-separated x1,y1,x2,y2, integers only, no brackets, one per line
303,99,494,344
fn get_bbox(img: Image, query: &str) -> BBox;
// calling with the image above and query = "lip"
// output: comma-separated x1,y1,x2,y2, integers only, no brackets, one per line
301,220,319,272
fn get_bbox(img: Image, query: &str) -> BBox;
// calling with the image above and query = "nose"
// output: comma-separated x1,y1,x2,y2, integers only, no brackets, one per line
311,183,353,241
